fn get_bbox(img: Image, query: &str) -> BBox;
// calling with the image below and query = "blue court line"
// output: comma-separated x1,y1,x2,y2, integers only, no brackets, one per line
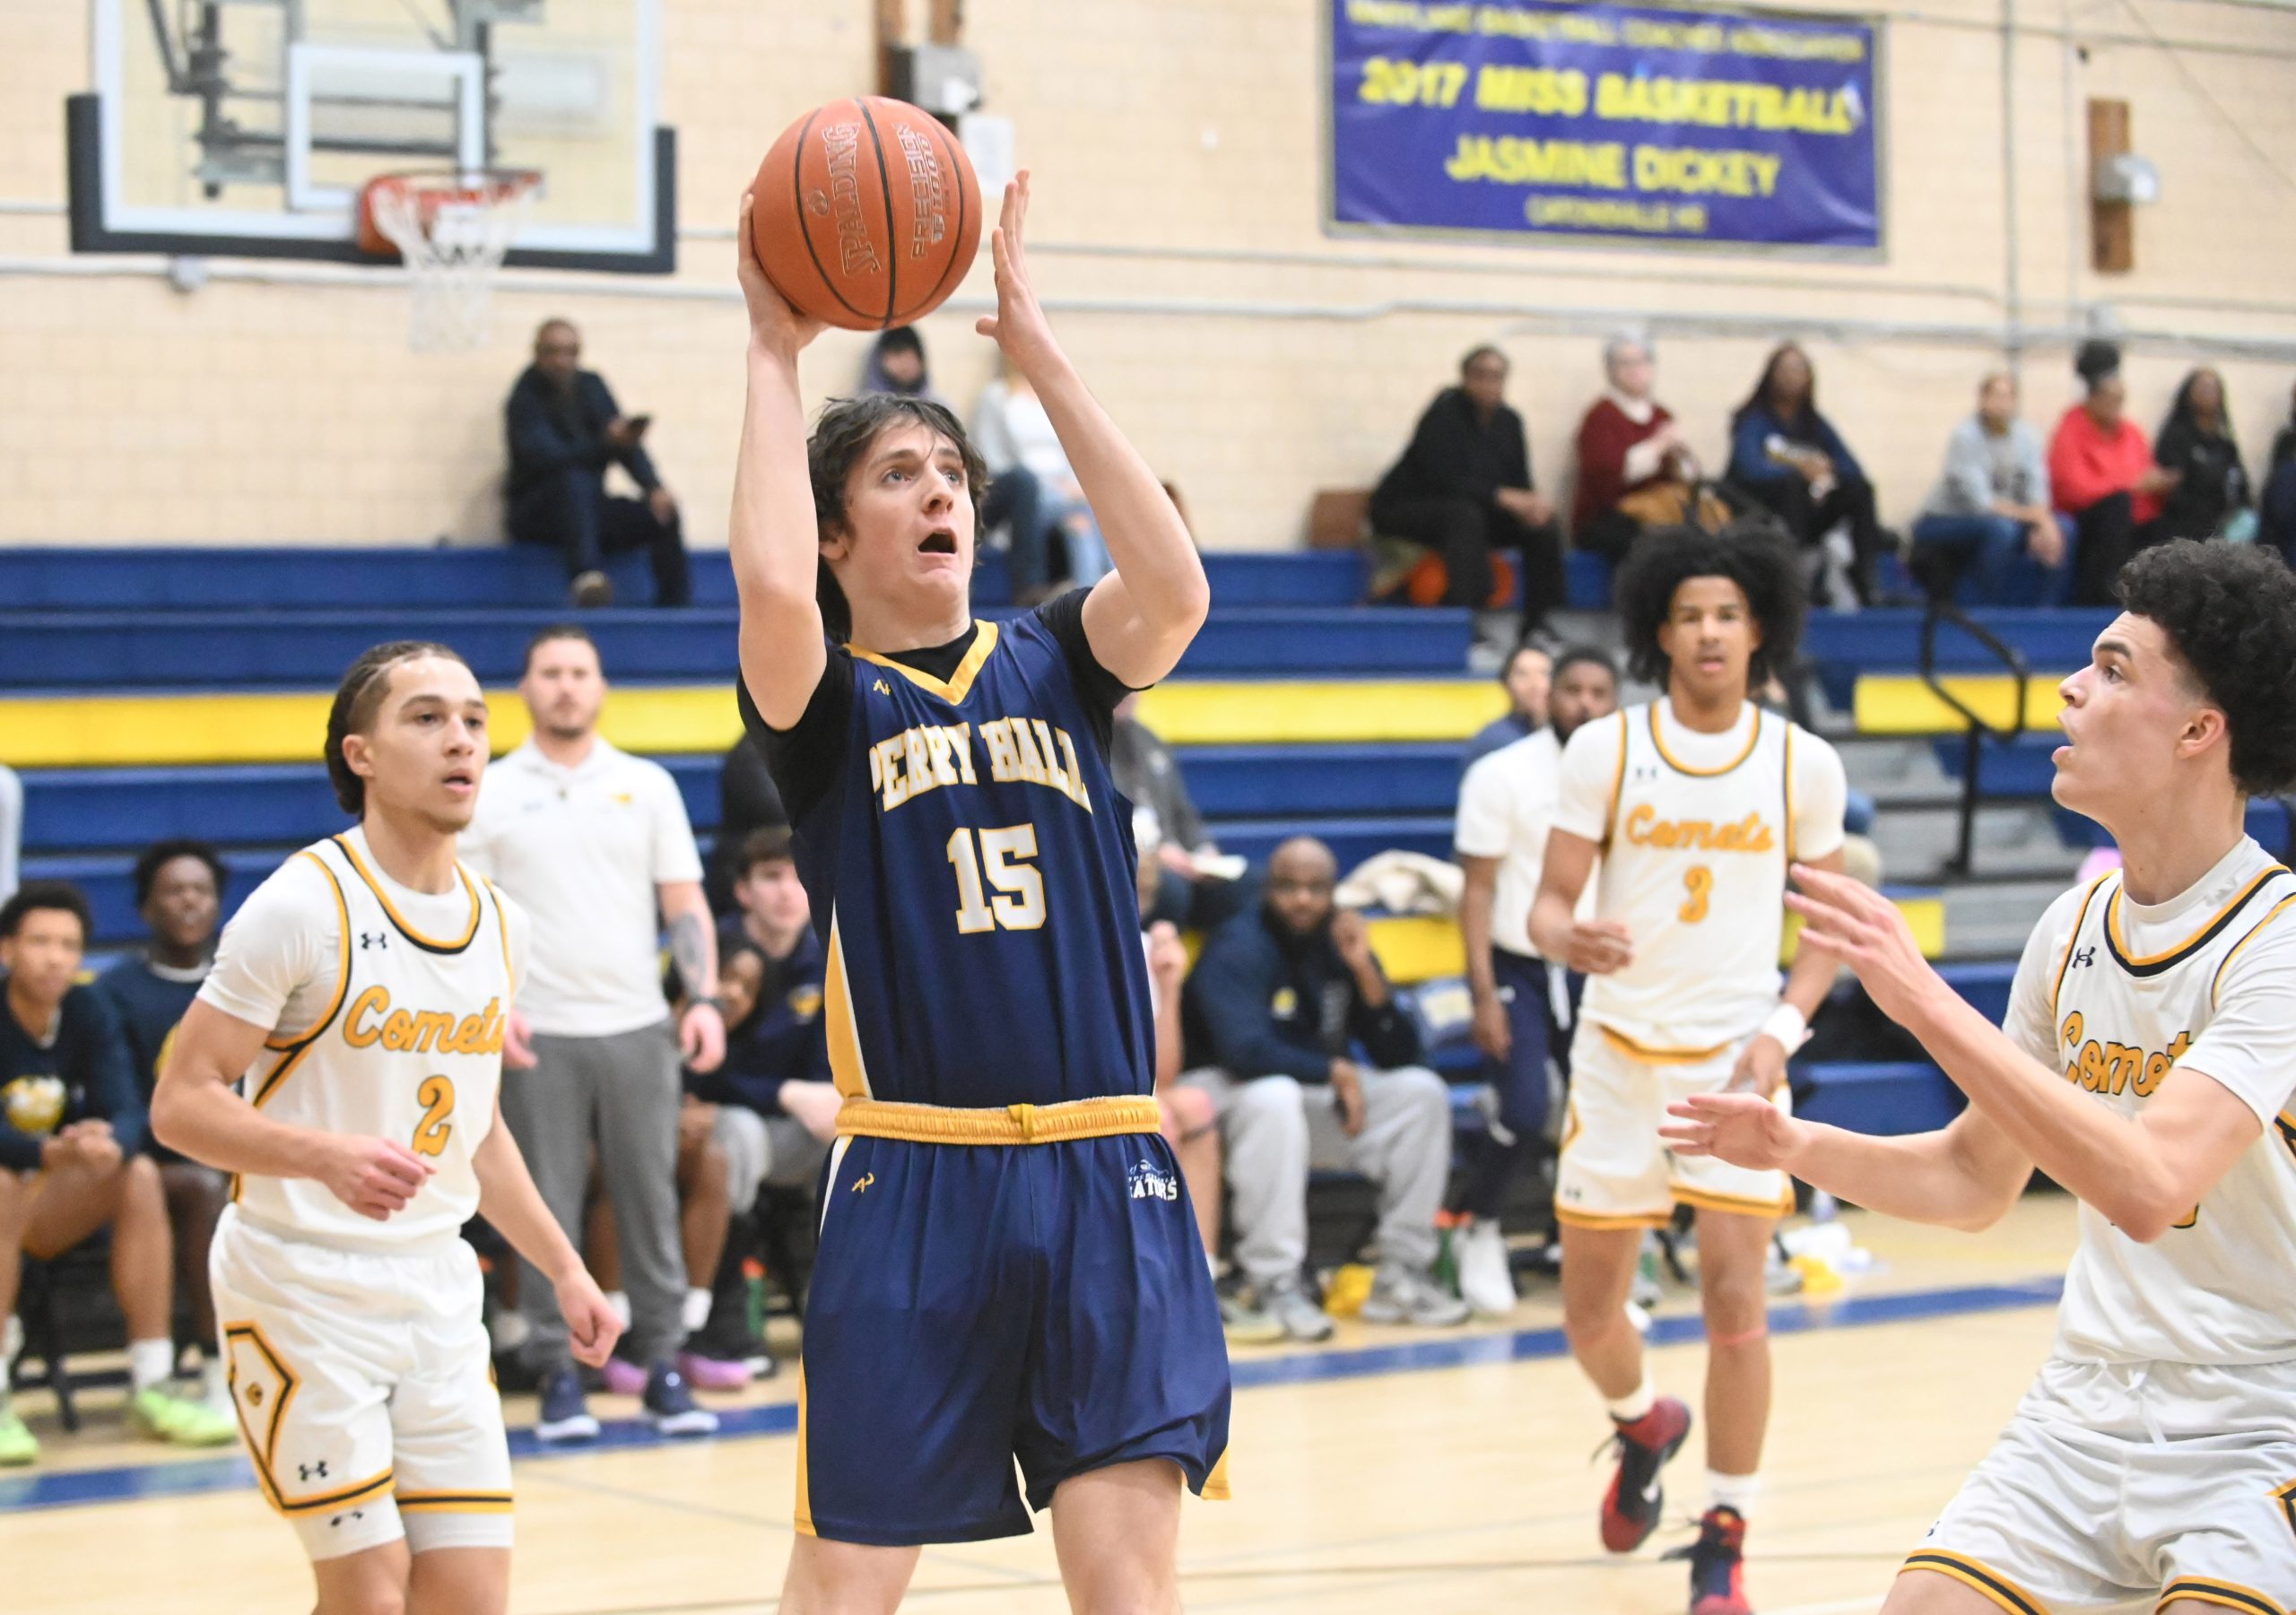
0,1274,2062,1516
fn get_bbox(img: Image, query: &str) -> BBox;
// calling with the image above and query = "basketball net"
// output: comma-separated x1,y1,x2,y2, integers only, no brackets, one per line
361,170,538,352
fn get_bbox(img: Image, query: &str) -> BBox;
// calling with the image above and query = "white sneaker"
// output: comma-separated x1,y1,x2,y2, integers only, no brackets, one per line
1456,1220,1517,1317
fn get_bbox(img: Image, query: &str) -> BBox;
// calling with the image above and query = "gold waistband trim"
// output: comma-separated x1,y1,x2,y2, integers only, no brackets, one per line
835,1095,1161,1145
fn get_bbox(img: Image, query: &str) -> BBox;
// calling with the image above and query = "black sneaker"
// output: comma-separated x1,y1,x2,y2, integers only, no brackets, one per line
1598,1395,1692,1552
1671,1505,1752,1614
642,1359,718,1437
534,1366,600,1445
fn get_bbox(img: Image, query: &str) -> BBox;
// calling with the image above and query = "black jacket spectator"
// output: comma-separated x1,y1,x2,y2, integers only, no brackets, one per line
0,983,143,1171
2152,368,2250,543
504,318,691,606
1182,907,1423,1084
1370,348,1566,627
692,916,829,1118
2264,386,2296,567
707,735,788,912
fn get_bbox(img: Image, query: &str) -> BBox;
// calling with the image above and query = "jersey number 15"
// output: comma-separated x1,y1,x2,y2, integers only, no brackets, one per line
947,826,1047,933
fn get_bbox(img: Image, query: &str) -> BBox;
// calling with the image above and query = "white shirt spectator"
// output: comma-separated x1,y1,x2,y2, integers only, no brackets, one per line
460,737,703,1038
0,762,21,904
1454,729,1570,959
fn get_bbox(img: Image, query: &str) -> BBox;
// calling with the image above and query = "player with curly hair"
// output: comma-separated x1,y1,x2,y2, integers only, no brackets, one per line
1665,540,2296,1615
1529,521,1848,1614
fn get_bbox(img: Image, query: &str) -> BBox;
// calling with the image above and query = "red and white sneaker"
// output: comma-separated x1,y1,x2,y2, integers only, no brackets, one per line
1598,1395,1693,1553
1682,1505,1752,1615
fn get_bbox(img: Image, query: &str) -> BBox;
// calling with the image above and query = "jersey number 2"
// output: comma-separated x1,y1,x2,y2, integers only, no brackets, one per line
412,1075,456,1158
947,826,1047,933
1679,865,1713,924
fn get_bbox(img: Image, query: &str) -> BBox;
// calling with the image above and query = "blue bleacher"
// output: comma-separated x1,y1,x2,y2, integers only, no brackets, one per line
1926,735,2292,855
1802,607,2110,708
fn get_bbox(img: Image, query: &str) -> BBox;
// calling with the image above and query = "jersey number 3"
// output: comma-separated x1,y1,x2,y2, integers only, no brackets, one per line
1679,865,1713,924
948,826,1047,933
412,1075,456,1158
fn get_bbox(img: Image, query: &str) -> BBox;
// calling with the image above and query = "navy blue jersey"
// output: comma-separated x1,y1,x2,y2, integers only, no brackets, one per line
698,917,831,1116
740,597,1149,1109
97,954,207,1162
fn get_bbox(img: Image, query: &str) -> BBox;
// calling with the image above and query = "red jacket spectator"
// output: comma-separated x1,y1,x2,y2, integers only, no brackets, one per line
1572,395,1679,535
2048,404,2161,525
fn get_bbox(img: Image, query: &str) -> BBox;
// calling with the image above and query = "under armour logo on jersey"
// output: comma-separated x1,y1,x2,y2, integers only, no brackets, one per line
359,932,388,951
330,1510,363,1527
849,1172,876,1194
873,679,892,695
2070,947,2096,968
1631,764,1660,781
299,1461,329,1481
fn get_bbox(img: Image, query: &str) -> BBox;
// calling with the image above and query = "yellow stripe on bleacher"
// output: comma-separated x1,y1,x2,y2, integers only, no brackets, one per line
1853,675,2067,736
1135,681,1507,746
0,687,745,768
4,680,1506,768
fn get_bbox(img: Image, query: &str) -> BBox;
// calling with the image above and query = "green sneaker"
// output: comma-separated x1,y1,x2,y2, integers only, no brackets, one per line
129,1385,239,1447
0,1405,38,1466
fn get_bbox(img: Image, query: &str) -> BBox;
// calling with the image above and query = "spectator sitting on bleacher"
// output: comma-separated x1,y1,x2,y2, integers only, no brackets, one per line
973,354,1108,603
1178,838,1469,1341
1726,342,1888,605
1909,372,2072,607
505,317,691,609
0,882,233,1466
2152,367,2251,544
1112,693,1248,933
95,841,232,1419
1572,334,1713,564
1370,346,1566,638
1451,647,1619,1315
1461,643,1551,774
0,763,18,906
2049,341,2178,607
1135,825,1279,1346
708,733,787,914
2264,380,2296,569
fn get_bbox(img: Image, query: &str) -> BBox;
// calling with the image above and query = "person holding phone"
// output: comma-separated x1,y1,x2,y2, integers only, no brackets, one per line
505,317,692,608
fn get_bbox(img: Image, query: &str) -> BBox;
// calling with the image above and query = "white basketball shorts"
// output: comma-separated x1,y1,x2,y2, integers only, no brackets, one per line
209,1205,513,1561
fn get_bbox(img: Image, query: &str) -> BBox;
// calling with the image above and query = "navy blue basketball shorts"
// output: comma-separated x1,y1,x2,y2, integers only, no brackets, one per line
794,1120,1232,1546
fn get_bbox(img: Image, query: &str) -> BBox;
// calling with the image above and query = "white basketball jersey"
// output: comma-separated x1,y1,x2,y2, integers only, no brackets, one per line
232,834,515,1254
1582,702,1810,1056
2039,844,2296,1365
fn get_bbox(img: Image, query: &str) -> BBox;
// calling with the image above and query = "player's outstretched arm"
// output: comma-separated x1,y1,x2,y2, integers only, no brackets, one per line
154,1000,432,1222
730,191,831,728
976,173,1209,687
471,1098,622,1368
1787,861,2266,1243
1662,1096,2033,1232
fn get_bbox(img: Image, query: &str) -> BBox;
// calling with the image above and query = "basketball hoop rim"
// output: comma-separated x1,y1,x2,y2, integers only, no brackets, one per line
362,166,543,208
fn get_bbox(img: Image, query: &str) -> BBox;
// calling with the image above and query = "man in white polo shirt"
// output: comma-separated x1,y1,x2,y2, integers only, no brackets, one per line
462,626,727,1443
1450,646,1619,1313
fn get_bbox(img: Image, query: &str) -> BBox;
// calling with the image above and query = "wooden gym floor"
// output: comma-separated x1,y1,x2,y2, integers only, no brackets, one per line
1,1196,2080,1614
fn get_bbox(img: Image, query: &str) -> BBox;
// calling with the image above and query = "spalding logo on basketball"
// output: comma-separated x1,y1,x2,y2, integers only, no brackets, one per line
752,97,985,332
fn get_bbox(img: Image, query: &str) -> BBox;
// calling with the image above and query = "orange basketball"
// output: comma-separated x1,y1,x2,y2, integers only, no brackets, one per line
751,98,984,332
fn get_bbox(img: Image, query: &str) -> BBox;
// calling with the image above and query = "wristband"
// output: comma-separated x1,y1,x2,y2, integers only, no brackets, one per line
1759,1003,1810,1054
691,995,726,1018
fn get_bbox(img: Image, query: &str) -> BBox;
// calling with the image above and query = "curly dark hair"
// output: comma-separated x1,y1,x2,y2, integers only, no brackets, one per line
1615,521,1805,692
132,838,226,909
324,640,470,815
0,881,91,943
2116,541,2296,796
808,394,990,642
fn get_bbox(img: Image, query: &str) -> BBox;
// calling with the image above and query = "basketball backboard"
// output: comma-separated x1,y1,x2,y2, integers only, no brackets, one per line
68,0,674,273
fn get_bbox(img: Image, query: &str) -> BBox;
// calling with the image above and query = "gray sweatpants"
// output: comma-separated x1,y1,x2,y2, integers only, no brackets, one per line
1178,1065,1452,1286
501,1021,684,1369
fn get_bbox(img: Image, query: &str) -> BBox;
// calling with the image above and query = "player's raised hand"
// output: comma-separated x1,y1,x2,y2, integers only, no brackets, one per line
735,191,823,360
1785,862,1936,1025
555,1265,624,1369
1660,1092,1805,1172
317,1136,432,1221
975,172,1063,380
1560,917,1634,976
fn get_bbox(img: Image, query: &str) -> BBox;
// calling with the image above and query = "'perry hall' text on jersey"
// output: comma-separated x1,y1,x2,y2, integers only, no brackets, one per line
791,618,1154,1112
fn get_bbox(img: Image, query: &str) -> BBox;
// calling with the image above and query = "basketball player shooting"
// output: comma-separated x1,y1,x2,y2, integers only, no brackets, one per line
152,642,622,1615
1665,542,2296,1615
730,174,1231,1613
1527,524,1848,1615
